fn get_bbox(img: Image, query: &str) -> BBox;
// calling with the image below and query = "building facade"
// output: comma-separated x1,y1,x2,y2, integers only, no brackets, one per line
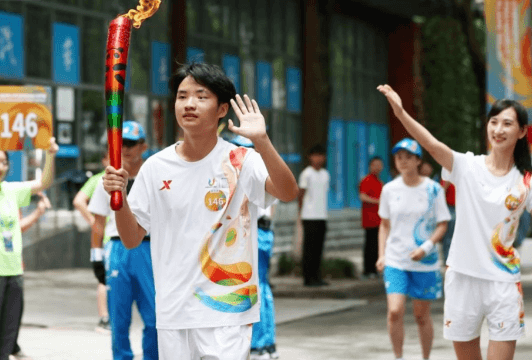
0,0,446,261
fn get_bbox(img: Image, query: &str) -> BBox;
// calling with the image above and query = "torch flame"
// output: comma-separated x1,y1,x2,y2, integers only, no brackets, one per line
121,0,161,29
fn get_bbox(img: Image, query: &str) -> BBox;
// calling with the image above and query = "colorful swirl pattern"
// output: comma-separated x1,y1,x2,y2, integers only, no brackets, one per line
194,285,258,313
413,182,440,265
490,172,531,274
194,147,258,313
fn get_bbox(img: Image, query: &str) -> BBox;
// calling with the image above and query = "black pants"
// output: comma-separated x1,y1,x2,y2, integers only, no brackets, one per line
11,277,22,355
363,227,379,275
0,276,23,360
302,220,327,285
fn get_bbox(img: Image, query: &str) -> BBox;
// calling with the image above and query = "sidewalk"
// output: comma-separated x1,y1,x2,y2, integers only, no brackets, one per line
17,248,372,360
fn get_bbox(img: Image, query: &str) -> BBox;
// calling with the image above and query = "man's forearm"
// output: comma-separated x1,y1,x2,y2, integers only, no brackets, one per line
115,197,146,249
254,135,298,202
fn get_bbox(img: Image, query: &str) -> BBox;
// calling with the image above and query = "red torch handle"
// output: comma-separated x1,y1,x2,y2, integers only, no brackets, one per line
105,16,132,211
108,128,123,211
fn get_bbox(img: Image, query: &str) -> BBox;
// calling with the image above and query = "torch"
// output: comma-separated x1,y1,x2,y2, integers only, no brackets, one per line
105,0,161,210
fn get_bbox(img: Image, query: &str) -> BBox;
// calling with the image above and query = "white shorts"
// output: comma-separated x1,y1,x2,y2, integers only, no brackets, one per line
443,268,525,342
158,324,252,360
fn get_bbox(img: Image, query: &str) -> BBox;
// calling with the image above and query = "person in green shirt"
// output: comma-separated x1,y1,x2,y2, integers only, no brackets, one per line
0,138,58,359
73,150,111,333
11,191,51,360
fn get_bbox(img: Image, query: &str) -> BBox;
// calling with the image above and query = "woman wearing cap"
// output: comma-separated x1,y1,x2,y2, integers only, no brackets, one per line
378,84,531,360
376,138,451,360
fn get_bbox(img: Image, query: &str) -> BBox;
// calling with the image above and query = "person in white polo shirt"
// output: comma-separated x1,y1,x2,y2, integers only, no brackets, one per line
298,144,330,287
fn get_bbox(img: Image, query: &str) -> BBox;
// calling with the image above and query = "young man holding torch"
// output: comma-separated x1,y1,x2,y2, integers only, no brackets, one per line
102,63,298,359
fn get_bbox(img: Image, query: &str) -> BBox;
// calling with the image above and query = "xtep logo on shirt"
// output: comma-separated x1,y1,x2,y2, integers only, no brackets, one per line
160,180,172,191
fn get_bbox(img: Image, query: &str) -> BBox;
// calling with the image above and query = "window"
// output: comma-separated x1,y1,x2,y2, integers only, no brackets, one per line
81,90,105,172
82,17,104,85
328,15,389,209
26,5,51,79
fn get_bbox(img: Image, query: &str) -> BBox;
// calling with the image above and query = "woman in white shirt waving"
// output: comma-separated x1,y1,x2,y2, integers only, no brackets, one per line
377,138,450,360
378,84,532,360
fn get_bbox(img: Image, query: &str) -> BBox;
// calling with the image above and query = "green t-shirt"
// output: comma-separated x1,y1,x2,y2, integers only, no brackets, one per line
0,181,31,276
81,171,111,244
80,171,105,198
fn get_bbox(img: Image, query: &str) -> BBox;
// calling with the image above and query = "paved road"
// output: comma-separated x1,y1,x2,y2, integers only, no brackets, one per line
15,268,532,359
274,284,532,360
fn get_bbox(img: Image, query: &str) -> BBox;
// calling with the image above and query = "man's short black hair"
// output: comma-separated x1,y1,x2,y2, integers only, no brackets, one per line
169,62,236,105
309,144,326,155
369,156,383,165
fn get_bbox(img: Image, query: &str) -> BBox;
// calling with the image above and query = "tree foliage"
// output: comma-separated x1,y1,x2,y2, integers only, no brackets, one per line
420,16,485,155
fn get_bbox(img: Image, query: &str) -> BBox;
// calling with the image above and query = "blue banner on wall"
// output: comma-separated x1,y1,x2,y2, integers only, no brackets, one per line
151,41,170,96
187,47,204,64
327,119,345,209
346,121,368,208
256,61,272,108
0,12,24,79
5,151,26,182
222,54,240,93
368,123,391,182
286,67,302,113
56,145,80,158
53,23,80,85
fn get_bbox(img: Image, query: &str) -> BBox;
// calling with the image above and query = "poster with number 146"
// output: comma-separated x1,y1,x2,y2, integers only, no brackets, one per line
0,86,53,151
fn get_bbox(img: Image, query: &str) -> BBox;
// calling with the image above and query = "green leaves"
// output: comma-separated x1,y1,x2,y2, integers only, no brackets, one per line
421,16,484,155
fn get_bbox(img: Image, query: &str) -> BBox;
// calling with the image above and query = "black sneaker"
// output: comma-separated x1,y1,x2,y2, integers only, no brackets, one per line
95,317,111,334
250,348,270,360
266,344,280,359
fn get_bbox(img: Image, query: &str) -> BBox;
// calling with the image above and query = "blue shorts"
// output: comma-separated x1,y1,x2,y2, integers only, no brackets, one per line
383,266,442,300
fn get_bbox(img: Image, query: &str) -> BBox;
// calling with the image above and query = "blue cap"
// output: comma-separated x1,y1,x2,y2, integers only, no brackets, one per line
392,138,422,158
122,121,146,141
230,135,254,148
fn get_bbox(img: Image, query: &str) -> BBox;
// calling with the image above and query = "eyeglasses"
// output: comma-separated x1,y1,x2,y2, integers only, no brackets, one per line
122,139,140,148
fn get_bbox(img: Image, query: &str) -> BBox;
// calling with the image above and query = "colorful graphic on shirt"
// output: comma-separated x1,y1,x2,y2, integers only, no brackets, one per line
194,285,258,313
0,200,16,231
204,190,227,211
199,208,252,286
0,199,17,253
195,147,258,313
490,173,531,274
413,182,439,265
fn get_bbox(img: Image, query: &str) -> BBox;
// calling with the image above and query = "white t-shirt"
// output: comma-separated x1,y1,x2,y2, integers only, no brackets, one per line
128,138,274,330
378,176,451,272
298,166,330,220
88,178,119,238
442,151,532,282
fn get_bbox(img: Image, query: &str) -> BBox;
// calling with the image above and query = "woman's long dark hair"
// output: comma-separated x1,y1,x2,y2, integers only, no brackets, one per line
487,99,532,175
